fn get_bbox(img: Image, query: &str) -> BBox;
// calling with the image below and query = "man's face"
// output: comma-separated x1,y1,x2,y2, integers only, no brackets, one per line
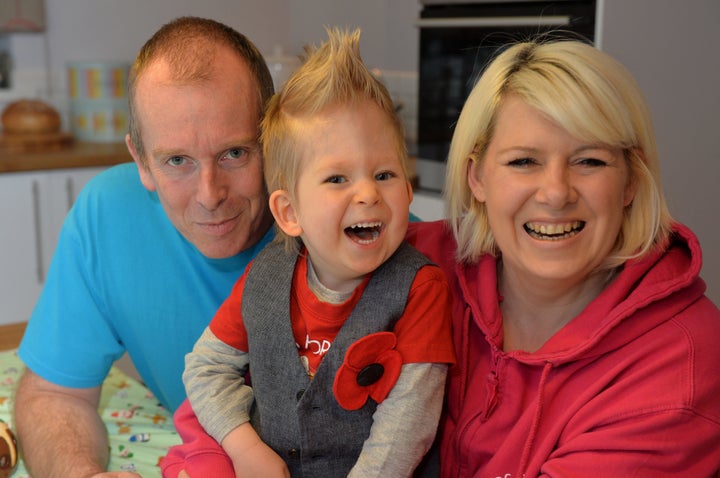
127,48,272,258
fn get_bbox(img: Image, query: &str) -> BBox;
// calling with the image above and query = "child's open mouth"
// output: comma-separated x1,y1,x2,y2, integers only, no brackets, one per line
345,222,383,244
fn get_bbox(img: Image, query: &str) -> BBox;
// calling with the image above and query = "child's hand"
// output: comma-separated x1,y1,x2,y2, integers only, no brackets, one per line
222,422,290,478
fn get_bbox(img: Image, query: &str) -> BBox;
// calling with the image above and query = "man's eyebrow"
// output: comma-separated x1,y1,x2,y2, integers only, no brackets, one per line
151,148,185,158
145,148,190,166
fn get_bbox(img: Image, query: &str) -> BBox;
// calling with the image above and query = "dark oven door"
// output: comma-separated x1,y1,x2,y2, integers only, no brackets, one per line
415,0,596,191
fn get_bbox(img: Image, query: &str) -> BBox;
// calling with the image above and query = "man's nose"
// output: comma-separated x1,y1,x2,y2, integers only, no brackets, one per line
196,166,228,210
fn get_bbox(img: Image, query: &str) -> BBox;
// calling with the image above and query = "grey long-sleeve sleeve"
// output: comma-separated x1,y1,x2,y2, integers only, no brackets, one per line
183,327,255,443
348,362,448,478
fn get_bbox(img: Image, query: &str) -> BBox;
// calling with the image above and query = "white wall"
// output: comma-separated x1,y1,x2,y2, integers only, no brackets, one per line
598,0,720,303
288,0,420,71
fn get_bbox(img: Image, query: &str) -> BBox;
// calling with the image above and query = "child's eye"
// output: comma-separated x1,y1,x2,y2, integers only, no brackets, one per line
325,175,346,184
375,171,397,181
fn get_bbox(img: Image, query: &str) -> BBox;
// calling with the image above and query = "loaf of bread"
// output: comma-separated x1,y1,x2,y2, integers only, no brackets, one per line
1,99,61,134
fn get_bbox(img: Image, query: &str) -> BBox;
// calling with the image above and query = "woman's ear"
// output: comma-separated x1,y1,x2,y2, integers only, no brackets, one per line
467,157,487,203
624,148,642,207
269,190,303,237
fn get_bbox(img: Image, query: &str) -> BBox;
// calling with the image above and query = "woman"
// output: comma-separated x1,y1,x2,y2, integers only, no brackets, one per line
407,39,720,477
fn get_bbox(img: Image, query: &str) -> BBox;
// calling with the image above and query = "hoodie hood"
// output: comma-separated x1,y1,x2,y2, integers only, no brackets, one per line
457,222,706,366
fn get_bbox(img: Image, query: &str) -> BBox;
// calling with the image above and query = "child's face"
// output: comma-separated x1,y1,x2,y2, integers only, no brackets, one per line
278,100,412,293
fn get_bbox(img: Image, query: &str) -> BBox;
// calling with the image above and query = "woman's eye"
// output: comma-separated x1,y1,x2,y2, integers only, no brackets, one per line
577,157,607,167
507,157,535,167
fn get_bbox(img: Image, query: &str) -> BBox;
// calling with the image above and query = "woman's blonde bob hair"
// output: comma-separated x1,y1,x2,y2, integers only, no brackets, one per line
446,39,673,268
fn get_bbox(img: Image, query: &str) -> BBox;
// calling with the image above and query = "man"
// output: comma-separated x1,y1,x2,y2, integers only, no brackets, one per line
13,17,275,477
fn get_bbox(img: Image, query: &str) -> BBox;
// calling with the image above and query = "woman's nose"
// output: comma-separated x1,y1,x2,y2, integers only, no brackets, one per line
536,165,577,207
196,166,227,210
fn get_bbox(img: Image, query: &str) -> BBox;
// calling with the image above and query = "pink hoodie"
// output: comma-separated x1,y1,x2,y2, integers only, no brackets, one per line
406,221,720,478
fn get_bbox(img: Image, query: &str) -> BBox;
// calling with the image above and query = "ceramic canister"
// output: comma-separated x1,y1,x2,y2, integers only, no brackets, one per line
67,61,129,142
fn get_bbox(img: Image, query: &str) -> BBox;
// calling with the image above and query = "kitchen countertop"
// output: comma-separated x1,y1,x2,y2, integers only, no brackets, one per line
0,322,25,350
0,141,132,173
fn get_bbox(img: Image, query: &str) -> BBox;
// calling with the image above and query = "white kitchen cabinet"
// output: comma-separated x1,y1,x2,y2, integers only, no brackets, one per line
0,172,44,326
42,167,105,275
0,167,106,325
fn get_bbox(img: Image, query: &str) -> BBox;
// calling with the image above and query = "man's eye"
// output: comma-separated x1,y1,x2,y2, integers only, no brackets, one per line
168,156,185,166
226,148,247,160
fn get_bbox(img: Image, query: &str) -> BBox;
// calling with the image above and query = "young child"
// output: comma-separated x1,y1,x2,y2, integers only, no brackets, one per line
162,28,454,478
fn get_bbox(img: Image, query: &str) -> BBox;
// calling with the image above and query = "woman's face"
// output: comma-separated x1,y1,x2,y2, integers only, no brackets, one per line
468,95,637,287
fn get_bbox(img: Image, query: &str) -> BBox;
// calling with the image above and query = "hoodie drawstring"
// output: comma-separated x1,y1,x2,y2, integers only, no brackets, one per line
518,361,553,475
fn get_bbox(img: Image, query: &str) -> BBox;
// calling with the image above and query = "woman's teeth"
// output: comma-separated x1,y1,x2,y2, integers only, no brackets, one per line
524,221,584,240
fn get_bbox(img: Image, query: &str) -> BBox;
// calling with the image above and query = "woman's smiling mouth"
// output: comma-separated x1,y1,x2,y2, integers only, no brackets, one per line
524,221,585,241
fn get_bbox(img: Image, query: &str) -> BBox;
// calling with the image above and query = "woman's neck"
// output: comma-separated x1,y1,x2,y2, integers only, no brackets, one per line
498,262,613,353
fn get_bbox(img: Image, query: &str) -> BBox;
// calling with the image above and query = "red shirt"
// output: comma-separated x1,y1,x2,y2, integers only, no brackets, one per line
210,251,455,375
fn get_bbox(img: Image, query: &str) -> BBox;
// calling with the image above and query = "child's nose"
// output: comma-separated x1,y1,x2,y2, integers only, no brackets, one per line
355,178,381,205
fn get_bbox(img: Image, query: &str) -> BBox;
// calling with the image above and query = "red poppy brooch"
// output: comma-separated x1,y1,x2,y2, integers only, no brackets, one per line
333,332,403,410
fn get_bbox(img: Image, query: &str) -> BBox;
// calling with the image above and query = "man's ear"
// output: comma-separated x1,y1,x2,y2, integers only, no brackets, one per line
269,190,303,237
125,133,156,192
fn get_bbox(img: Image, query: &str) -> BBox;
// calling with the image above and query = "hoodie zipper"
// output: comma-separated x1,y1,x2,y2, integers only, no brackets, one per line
453,342,503,476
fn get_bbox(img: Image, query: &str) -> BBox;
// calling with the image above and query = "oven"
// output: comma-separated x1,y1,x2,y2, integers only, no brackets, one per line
414,0,597,191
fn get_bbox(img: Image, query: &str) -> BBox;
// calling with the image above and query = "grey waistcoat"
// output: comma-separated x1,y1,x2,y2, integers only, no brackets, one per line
242,240,429,477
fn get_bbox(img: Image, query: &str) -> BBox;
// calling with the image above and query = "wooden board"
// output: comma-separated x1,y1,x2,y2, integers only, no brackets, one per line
0,132,74,153
0,322,26,350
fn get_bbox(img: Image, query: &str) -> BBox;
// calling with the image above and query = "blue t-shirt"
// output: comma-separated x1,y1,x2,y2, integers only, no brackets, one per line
18,163,274,411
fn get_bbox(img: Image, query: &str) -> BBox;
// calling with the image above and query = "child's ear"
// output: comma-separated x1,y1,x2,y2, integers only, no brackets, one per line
269,190,303,237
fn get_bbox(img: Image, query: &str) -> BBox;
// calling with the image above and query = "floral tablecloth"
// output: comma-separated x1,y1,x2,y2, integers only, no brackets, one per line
0,349,181,477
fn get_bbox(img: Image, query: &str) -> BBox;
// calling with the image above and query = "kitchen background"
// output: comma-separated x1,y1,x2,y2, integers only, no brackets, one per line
1,0,719,308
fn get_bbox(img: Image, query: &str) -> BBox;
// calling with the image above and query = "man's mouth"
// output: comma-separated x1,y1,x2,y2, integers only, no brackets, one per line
345,222,383,244
524,221,585,240
196,216,238,235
